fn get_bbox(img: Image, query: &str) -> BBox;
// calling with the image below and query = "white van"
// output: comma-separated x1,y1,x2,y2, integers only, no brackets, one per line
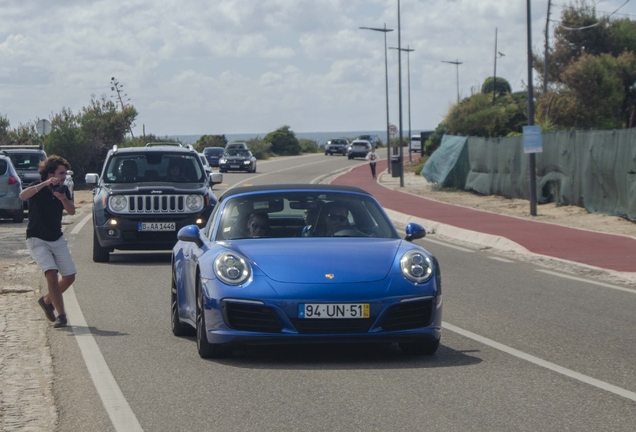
409,135,421,153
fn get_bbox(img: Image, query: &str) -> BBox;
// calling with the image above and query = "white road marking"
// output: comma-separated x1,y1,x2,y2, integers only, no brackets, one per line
443,321,636,402
422,237,475,252
65,287,144,432
536,269,636,294
70,214,92,235
488,256,514,263
226,156,346,192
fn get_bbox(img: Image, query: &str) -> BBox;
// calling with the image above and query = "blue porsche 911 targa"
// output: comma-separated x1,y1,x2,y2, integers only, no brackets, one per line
171,184,442,358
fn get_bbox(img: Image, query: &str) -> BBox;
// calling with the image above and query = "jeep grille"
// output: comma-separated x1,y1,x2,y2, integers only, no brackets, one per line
118,194,188,214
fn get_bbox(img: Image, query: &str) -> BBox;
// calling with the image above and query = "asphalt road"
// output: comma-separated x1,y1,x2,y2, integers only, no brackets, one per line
48,154,636,431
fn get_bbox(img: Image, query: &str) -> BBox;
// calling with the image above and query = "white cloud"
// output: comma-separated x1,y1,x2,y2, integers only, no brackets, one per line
1,0,635,134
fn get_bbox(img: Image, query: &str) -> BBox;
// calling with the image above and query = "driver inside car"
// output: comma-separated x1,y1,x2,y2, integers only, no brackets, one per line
323,203,349,236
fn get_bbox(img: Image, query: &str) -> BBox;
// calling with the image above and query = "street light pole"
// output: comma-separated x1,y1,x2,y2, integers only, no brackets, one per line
527,0,537,216
397,0,404,187
359,24,395,173
493,28,505,104
441,60,462,103
389,45,415,162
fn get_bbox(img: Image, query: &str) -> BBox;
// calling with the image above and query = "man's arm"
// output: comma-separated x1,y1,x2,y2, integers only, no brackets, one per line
19,179,52,201
54,191,75,215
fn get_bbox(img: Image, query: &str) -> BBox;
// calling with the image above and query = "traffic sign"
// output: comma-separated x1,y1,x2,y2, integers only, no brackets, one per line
389,124,398,136
36,119,52,136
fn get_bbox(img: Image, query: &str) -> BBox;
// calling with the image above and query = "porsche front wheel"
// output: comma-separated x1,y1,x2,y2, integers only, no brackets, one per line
171,266,195,336
196,276,231,358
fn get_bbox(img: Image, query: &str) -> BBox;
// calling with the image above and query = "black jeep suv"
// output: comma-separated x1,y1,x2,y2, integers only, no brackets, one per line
85,143,223,262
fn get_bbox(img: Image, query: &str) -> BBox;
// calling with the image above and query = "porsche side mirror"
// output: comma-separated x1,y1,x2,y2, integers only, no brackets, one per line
404,222,426,242
177,225,204,248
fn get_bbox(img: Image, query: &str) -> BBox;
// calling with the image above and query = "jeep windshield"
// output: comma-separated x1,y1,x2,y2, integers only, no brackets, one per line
103,153,205,183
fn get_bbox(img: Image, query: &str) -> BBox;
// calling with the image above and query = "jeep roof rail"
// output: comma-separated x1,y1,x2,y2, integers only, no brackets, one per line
0,144,43,150
112,145,118,154
145,142,183,147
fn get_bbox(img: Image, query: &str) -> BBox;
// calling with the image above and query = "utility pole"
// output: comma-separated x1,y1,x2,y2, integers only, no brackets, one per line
390,45,415,162
441,60,462,104
110,77,134,138
493,28,505,104
493,28,497,104
527,0,537,216
544,0,552,93
397,0,404,187
359,24,394,173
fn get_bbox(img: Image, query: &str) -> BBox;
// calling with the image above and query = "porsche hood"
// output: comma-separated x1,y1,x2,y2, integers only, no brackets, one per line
231,239,402,284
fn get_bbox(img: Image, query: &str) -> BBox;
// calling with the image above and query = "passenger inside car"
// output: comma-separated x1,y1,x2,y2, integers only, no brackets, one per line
119,160,138,182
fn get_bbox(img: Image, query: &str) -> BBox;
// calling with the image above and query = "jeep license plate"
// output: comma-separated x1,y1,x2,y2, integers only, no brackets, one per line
138,222,176,232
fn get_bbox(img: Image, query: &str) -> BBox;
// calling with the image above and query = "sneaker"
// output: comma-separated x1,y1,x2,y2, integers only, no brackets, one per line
38,297,56,322
54,314,68,328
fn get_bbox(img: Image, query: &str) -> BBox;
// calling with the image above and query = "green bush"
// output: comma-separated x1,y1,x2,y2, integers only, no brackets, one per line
246,136,271,160
424,123,448,155
298,138,319,153
264,126,301,156
195,134,227,152
481,76,512,95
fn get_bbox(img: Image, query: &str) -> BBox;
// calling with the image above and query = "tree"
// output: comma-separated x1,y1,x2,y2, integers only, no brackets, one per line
246,136,271,160
264,126,301,156
443,91,527,138
481,77,512,95
194,135,227,152
44,95,138,181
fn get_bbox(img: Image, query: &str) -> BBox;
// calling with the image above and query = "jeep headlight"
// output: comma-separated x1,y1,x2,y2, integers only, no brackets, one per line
186,195,204,212
400,251,433,283
214,253,251,285
109,195,127,212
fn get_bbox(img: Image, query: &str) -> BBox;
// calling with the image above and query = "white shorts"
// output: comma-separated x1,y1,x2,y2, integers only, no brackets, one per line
26,236,77,277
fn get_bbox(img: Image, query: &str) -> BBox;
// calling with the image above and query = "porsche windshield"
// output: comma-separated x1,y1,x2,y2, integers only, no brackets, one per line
214,191,398,240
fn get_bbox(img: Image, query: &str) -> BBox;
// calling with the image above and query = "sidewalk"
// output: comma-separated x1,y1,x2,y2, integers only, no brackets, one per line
331,160,636,274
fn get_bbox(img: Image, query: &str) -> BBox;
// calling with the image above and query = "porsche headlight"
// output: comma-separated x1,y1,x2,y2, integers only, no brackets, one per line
214,253,251,285
109,195,127,212
400,251,433,283
186,195,204,212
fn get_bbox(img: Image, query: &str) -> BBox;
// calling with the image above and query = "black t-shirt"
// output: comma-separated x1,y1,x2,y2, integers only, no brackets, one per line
26,182,72,241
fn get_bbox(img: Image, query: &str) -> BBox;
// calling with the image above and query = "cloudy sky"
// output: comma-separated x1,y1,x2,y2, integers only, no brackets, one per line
2,0,635,136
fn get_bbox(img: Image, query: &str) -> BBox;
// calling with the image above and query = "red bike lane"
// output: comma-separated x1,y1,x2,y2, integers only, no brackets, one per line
331,160,636,273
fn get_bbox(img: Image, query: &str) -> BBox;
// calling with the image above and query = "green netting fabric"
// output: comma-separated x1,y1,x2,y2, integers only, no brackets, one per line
420,135,468,188
421,131,636,221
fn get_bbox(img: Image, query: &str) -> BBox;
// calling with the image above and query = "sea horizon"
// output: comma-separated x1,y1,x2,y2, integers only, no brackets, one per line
166,129,432,146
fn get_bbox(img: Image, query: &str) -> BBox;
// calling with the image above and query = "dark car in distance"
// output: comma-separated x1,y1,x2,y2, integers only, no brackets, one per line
203,147,225,167
324,139,349,156
219,149,257,173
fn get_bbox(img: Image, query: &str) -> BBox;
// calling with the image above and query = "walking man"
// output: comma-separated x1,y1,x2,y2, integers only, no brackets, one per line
19,155,76,328
366,146,378,179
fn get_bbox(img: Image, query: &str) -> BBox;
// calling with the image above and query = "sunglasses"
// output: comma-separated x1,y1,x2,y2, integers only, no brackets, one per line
251,223,268,230
327,214,347,222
